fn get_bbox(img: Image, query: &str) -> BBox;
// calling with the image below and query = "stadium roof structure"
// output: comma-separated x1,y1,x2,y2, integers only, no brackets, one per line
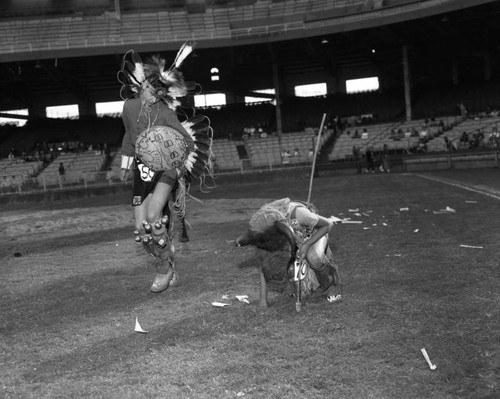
0,0,500,112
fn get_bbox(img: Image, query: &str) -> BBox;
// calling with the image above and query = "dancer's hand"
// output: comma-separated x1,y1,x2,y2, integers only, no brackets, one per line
298,242,310,262
329,215,343,224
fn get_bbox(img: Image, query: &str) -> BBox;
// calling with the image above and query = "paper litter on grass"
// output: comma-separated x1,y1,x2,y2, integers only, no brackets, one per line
134,317,149,333
236,295,250,304
465,200,477,204
399,207,409,211
460,244,483,249
413,229,419,233
348,208,359,212
212,302,230,307
434,206,456,214
421,348,437,370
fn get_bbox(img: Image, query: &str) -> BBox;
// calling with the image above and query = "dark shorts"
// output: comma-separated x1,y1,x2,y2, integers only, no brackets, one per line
132,158,179,206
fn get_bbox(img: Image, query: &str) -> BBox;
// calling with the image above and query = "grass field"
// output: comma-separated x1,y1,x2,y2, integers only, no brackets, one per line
1,169,499,399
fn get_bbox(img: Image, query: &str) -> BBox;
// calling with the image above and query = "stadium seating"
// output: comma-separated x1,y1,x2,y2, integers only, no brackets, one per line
35,151,107,187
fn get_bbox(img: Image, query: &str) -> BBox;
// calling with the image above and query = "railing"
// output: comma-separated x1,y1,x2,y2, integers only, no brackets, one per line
1,160,315,196
1,170,113,195
403,150,500,171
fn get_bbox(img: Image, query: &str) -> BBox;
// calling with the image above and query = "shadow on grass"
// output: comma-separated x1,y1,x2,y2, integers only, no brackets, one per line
21,295,305,385
1,226,132,258
0,262,153,337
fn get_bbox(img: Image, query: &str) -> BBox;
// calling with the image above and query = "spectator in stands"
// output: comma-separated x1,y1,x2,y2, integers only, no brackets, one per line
352,145,362,174
8,147,17,159
211,155,219,174
281,148,291,164
438,119,445,134
443,136,452,152
459,131,469,149
365,146,375,173
1,176,10,193
420,124,429,140
106,167,114,184
488,127,499,149
380,144,391,173
333,115,343,137
58,162,66,181
417,139,427,153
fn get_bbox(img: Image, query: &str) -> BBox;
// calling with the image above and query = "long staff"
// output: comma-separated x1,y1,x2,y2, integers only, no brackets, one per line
306,113,327,206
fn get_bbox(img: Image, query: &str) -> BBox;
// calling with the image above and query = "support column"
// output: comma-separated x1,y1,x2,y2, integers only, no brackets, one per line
483,50,491,81
402,44,412,122
452,56,459,85
268,43,283,137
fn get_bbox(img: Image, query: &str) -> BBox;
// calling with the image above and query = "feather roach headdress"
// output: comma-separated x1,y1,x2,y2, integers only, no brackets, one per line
117,42,197,110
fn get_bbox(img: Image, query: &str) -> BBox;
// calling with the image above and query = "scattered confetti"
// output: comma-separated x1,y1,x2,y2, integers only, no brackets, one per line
421,348,437,370
212,302,230,307
327,294,342,303
236,295,250,304
134,317,148,333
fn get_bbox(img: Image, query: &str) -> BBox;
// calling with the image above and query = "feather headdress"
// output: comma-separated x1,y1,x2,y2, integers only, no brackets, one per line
117,42,196,109
181,114,215,190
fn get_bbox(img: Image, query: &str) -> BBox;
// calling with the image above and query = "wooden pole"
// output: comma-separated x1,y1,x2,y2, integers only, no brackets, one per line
307,113,327,206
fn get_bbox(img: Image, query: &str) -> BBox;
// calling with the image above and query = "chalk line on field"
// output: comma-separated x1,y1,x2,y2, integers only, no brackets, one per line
413,174,500,201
